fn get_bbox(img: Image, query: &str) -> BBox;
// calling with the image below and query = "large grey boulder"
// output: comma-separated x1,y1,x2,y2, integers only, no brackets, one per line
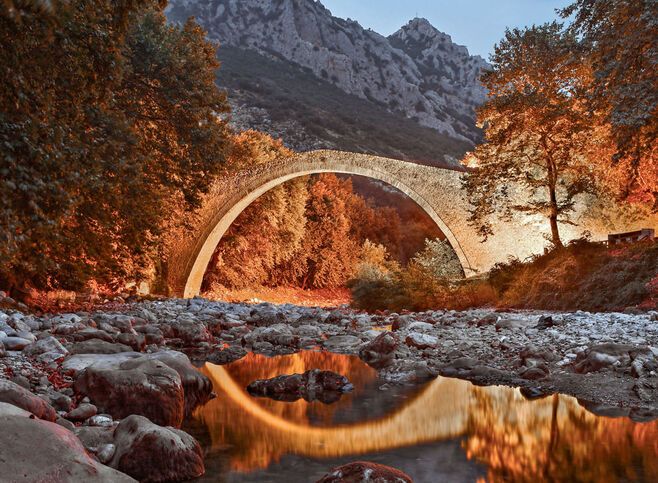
0,413,135,482
109,415,204,483
139,350,213,416
69,339,133,354
0,379,57,421
74,357,185,427
23,336,69,363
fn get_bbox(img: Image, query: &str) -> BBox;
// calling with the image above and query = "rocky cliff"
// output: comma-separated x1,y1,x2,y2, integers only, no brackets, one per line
166,0,488,164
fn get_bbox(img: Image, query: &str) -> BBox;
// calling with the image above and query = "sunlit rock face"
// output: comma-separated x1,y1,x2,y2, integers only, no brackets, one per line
166,0,489,143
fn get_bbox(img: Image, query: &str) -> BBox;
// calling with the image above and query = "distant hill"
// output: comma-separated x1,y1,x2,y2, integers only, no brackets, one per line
166,0,489,168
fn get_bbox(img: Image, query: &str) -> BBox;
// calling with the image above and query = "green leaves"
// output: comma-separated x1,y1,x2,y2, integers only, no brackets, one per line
0,1,229,294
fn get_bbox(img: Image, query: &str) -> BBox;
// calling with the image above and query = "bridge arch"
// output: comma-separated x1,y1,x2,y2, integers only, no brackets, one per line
161,149,640,298
183,162,471,298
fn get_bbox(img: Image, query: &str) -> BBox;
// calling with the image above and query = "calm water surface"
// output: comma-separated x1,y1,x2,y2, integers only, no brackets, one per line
184,351,658,483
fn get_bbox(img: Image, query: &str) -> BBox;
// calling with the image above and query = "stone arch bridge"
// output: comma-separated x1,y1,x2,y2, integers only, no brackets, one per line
159,149,639,298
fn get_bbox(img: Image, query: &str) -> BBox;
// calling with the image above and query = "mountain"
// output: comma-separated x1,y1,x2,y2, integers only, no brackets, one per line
166,0,489,167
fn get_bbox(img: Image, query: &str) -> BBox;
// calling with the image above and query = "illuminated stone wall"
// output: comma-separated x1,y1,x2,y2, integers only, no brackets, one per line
160,149,653,297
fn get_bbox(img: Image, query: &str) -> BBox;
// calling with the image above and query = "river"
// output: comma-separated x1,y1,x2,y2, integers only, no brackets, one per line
183,351,658,482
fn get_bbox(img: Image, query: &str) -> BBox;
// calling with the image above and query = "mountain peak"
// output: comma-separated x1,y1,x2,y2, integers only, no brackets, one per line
166,0,488,143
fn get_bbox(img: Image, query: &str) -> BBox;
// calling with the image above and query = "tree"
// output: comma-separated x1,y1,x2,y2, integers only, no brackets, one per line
0,2,229,296
463,23,599,248
411,238,464,280
561,0,658,208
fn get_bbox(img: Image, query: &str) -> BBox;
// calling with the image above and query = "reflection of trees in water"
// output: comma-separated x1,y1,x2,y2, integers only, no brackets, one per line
193,352,657,478
463,388,658,482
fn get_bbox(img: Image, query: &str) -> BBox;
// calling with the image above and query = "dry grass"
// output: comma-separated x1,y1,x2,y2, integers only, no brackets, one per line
204,285,351,307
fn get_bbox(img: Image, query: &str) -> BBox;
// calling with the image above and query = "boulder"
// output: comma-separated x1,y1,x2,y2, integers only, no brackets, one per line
115,332,146,351
74,357,184,427
2,336,32,351
405,332,438,350
62,352,141,376
139,350,213,416
23,336,69,363
359,331,397,369
69,339,133,355
0,379,57,421
317,461,412,483
109,415,204,483
71,328,115,343
206,345,247,365
66,402,98,422
247,369,353,403
574,343,636,374
323,335,362,353
171,319,212,345
0,414,135,482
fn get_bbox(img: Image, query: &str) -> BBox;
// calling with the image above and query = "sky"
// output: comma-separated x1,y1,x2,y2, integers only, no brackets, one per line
321,0,572,59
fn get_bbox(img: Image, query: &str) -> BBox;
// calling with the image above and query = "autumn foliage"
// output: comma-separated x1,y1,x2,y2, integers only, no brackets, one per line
0,1,229,296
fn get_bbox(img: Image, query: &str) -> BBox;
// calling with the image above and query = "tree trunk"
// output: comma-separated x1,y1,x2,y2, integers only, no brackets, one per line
546,157,563,248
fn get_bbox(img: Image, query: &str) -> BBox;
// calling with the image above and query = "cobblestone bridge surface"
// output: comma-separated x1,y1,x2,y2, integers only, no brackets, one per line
161,150,650,297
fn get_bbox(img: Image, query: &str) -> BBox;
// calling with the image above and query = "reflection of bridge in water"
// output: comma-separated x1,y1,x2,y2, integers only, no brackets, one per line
192,353,658,480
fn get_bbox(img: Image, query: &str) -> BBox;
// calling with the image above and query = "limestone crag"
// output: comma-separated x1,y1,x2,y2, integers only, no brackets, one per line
166,0,489,143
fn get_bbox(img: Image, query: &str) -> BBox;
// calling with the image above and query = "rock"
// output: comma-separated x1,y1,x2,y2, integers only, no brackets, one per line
405,332,438,350
476,313,499,327
536,315,555,329
66,402,98,422
0,343,5,357
171,319,212,345
0,401,32,418
324,335,362,353
495,318,530,331
11,375,30,389
56,416,77,431
520,387,552,400
380,360,436,384
75,425,116,451
74,357,185,427
317,461,412,483
633,380,656,403
206,345,247,365
97,444,116,464
110,415,204,483
69,339,133,354
139,350,213,417
50,392,73,412
115,332,146,351
407,321,434,332
574,343,636,374
71,328,115,343
0,413,136,482
86,414,115,427
23,336,69,363
295,324,324,338
247,369,353,403
2,336,32,350
0,379,57,421
61,352,141,376
359,331,397,369
439,357,479,377
519,365,549,380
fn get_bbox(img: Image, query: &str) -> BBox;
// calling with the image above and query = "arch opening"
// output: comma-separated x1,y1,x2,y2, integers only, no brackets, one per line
183,165,473,299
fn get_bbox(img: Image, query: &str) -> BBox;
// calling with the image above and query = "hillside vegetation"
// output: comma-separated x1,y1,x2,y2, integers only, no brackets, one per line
217,46,473,167
350,240,658,313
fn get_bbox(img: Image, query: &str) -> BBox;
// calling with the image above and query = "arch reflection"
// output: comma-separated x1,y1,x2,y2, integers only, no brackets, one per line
192,352,658,481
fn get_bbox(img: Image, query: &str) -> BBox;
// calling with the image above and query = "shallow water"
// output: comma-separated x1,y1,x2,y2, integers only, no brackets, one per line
185,351,658,483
